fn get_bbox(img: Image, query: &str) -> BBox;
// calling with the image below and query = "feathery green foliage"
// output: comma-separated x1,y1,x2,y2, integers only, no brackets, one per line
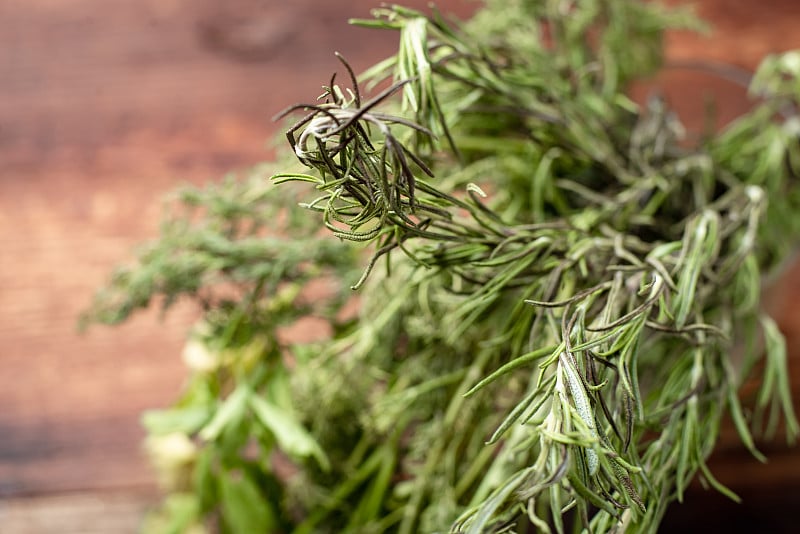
84,1,800,532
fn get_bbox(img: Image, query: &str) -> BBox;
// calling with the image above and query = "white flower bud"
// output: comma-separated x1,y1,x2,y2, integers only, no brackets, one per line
182,339,218,373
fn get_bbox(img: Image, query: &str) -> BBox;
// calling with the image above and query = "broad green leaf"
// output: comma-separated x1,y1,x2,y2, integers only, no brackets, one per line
199,386,249,442
219,471,278,534
249,395,330,470
142,406,211,436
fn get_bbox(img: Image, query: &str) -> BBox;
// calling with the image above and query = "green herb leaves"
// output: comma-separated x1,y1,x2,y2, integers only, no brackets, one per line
273,2,800,531
87,1,800,532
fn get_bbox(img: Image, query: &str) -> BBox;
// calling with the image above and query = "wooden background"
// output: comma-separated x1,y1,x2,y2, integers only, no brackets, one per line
2,0,800,531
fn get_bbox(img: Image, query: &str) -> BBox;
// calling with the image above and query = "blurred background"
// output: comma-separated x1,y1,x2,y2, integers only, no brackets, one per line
2,0,800,531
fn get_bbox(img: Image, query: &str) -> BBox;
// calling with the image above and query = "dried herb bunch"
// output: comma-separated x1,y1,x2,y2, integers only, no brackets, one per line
85,1,800,532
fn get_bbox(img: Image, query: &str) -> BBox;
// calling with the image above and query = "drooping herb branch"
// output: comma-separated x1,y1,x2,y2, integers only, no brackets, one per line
84,1,800,533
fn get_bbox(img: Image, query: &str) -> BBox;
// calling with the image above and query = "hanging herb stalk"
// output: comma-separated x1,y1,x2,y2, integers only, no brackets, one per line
84,1,800,532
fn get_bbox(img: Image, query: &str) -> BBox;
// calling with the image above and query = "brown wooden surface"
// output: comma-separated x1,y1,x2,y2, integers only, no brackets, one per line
0,491,152,534
2,0,800,531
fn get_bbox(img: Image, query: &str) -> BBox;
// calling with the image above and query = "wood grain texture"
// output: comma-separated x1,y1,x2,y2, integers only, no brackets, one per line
0,491,154,534
1,0,800,530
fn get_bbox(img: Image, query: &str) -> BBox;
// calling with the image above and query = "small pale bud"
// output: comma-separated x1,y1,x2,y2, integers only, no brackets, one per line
182,339,218,372
145,432,198,489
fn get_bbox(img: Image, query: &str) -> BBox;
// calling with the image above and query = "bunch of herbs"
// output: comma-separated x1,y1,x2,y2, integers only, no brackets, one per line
85,0,800,532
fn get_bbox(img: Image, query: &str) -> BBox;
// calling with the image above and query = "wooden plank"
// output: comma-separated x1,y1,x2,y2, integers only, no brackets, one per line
0,492,155,534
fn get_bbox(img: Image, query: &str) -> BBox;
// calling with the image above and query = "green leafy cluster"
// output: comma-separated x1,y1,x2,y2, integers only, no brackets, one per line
84,171,360,532
84,1,800,533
